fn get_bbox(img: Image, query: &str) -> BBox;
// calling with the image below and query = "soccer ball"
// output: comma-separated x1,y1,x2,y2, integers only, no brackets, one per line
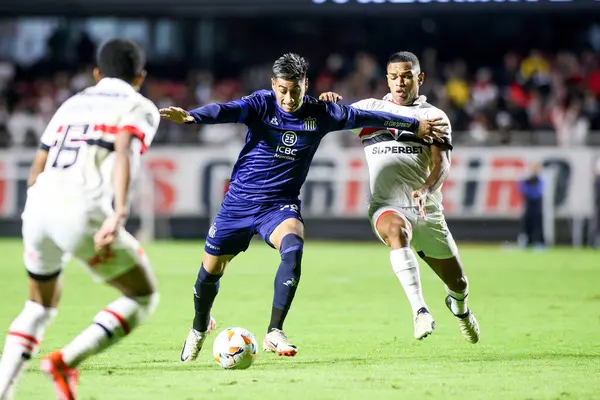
212,327,258,370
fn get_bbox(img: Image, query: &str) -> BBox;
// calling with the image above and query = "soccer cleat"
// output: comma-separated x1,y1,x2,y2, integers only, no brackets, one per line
445,295,480,344
262,329,298,357
180,316,216,362
413,307,435,340
40,351,78,400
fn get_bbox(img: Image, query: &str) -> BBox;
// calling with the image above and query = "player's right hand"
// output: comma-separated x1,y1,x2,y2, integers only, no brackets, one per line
417,117,448,144
412,188,429,220
94,213,125,252
319,92,343,103
159,106,195,123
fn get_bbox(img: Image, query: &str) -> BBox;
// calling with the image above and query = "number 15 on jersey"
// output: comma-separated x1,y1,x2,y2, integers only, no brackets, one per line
49,124,89,169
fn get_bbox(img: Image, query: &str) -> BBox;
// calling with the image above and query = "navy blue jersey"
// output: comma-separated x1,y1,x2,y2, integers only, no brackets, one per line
188,89,420,203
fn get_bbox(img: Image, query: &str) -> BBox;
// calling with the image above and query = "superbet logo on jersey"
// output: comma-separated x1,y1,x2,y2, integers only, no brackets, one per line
372,146,423,155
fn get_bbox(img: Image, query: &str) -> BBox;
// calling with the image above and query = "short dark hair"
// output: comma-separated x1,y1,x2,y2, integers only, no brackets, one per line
387,51,420,70
97,39,145,83
272,53,308,81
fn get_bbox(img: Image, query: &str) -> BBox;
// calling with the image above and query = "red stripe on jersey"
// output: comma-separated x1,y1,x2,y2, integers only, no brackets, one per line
8,331,39,345
359,128,383,138
121,125,147,154
93,124,120,134
93,124,148,154
57,125,65,133
103,309,131,335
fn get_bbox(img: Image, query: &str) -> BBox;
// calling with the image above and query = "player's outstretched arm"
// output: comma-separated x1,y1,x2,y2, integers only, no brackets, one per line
346,107,447,143
159,101,247,125
159,106,195,123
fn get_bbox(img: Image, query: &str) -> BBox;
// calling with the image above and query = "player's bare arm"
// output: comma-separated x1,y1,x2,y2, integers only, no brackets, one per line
161,100,251,126
319,91,447,143
412,145,451,219
27,149,48,187
93,131,135,251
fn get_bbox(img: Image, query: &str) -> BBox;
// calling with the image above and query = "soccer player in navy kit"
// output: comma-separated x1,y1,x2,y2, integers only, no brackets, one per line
160,53,448,360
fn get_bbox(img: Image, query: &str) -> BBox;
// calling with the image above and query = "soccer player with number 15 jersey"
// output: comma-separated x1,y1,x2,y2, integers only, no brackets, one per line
0,39,161,400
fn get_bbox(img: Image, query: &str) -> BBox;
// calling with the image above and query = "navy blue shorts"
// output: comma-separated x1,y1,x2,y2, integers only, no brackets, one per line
205,195,303,256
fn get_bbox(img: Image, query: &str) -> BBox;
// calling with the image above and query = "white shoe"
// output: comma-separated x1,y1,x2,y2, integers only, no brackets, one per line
445,296,480,344
180,316,216,362
414,307,435,340
262,329,298,357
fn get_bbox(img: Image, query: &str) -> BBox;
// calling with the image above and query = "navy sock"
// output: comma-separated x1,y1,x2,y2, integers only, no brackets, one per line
192,265,222,332
268,234,303,332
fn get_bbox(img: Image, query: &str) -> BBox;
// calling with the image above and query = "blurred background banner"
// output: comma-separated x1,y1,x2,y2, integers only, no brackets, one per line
0,146,593,219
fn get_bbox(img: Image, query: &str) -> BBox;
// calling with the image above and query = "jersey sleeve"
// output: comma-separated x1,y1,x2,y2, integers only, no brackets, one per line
324,102,361,132
118,98,161,154
187,90,267,125
350,99,375,111
348,99,378,136
39,110,64,151
328,103,419,133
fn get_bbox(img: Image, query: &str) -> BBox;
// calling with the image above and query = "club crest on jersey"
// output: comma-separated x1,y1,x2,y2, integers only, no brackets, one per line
282,131,298,146
276,131,298,160
303,117,317,131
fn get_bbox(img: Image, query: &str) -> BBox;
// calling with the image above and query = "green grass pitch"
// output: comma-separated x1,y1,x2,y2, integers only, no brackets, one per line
0,239,599,400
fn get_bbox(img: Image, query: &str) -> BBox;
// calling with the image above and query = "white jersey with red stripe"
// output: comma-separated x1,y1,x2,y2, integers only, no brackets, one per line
351,95,452,210
34,77,160,215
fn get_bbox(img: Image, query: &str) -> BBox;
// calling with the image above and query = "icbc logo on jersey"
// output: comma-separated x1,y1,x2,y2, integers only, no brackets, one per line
276,131,298,160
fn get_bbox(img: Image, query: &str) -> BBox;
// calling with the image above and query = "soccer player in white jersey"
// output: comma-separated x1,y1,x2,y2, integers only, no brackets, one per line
320,51,480,344
0,39,161,400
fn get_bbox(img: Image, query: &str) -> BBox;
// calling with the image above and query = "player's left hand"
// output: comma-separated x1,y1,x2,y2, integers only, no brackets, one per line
94,213,126,251
159,106,195,123
319,92,343,103
412,188,429,220
416,118,447,144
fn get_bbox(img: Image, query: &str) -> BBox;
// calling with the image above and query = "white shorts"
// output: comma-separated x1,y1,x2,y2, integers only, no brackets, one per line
21,185,147,282
369,204,458,260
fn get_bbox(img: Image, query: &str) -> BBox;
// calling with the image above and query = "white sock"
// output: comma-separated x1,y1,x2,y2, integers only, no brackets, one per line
445,277,469,315
390,248,429,316
61,294,159,368
0,301,57,398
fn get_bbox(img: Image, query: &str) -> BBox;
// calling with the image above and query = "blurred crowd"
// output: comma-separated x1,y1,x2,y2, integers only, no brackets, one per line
0,47,599,148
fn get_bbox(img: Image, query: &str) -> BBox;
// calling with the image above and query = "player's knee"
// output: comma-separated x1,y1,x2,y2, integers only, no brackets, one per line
134,292,160,324
279,234,303,279
202,253,230,275
386,220,411,247
11,300,58,337
451,276,468,292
